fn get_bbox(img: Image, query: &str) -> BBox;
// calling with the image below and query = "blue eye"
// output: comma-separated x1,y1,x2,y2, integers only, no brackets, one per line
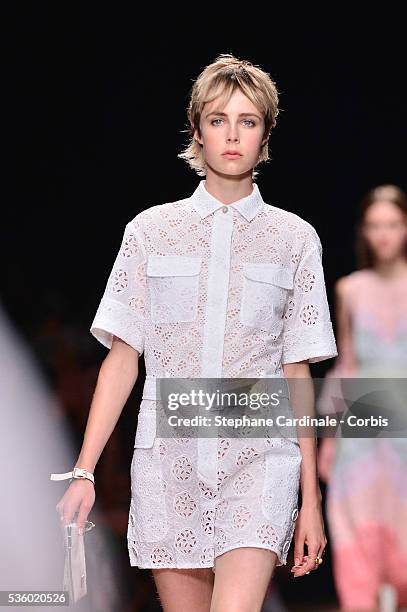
210,118,256,126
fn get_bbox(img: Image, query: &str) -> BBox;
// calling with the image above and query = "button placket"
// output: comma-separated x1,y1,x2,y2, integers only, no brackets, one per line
282,507,299,556
201,207,233,375
198,206,233,487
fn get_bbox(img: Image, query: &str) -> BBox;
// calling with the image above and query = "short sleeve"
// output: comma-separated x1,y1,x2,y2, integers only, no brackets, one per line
281,227,338,364
90,218,147,355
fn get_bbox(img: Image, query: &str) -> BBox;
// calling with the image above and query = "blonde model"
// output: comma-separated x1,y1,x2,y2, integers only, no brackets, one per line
54,54,338,611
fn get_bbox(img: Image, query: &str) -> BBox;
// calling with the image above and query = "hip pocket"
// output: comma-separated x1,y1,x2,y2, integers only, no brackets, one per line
240,262,293,334
131,418,168,542
134,408,157,449
147,255,202,323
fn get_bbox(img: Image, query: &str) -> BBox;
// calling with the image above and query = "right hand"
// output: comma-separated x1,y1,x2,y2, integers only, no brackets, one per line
55,479,95,534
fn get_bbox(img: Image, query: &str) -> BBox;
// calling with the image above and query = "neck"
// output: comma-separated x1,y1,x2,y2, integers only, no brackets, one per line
373,255,407,279
203,167,254,205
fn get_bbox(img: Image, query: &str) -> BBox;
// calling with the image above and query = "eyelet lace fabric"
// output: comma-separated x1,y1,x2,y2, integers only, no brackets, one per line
90,180,337,569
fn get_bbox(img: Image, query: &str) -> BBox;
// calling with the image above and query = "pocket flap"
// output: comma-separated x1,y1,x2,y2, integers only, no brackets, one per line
243,263,293,289
147,255,202,277
134,410,156,448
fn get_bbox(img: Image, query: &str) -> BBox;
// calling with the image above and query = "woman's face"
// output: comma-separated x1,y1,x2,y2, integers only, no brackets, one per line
194,88,267,177
362,200,407,262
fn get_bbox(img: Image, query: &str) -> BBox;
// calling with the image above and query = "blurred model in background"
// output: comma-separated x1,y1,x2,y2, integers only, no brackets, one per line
318,184,407,611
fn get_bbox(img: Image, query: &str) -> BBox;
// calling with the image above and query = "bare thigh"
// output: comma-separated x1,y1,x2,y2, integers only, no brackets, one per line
210,547,278,612
152,567,215,612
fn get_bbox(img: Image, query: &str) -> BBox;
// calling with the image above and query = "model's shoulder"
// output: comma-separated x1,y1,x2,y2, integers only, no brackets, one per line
335,269,372,300
127,195,190,228
134,196,191,224
262,202,321,245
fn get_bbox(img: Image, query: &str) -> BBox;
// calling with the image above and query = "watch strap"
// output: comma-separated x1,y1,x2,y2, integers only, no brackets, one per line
50,467,95,485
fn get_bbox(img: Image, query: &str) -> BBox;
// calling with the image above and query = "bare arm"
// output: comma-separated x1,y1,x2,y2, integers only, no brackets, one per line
282,360,321,506
318,277,357,481
334,276,357,372
283,360,327,577
74,336,140,473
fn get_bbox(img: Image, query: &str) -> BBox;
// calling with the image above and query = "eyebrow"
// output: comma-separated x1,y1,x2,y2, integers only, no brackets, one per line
205,111,262,120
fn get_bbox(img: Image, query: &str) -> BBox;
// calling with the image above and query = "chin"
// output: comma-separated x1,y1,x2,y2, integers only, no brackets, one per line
207,160,254,178
377,251,399,261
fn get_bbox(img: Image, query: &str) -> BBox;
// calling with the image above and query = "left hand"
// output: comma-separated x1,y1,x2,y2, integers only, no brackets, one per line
290,501,327,578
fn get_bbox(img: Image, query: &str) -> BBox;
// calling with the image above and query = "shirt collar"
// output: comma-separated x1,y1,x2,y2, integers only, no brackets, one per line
190,180,265,222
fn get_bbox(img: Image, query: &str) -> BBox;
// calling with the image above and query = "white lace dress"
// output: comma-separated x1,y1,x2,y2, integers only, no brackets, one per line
90,180,337,570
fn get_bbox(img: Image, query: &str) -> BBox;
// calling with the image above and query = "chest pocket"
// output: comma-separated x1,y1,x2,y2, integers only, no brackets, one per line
240,262,293,334
146,255,202,323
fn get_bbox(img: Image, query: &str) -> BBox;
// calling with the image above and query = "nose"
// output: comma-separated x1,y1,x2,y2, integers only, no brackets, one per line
226,124,240,143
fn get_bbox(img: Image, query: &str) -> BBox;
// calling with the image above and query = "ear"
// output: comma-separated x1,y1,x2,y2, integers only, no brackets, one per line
193,126,203,146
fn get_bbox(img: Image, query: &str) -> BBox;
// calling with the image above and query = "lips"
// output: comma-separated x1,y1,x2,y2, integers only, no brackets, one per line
222,152,242,158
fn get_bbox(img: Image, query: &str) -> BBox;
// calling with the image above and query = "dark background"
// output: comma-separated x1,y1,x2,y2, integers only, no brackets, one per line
4,11,407,343
3,9,406,610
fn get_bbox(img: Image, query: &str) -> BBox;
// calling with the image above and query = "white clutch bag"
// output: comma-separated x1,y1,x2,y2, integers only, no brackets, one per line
62,520,95,604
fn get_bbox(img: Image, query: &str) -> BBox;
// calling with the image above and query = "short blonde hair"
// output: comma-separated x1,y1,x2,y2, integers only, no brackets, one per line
178,53,280,179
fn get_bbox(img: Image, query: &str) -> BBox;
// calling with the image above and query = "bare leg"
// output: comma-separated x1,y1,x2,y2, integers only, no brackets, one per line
152,567,215,612
210,547,278,612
